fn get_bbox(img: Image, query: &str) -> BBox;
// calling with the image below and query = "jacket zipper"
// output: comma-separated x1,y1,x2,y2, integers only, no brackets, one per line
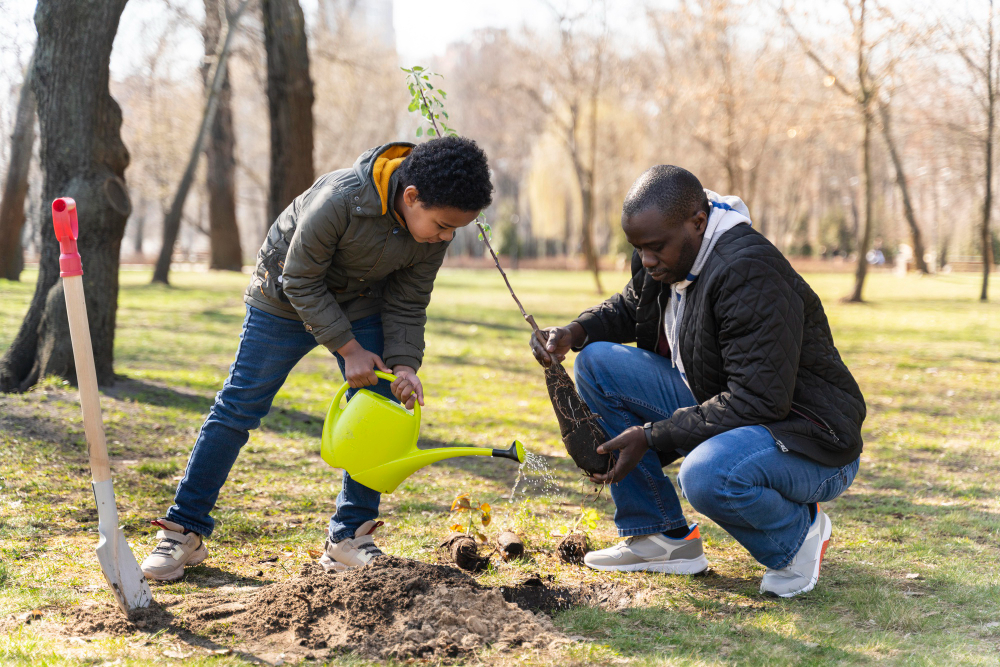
761,425,789,452
358,227,392,282
790,402,841,443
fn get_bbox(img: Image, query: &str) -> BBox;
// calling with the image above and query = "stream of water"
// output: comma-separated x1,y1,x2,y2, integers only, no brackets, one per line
507,452,560,502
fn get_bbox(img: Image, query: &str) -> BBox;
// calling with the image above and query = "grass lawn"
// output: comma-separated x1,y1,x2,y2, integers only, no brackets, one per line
0,267,998,665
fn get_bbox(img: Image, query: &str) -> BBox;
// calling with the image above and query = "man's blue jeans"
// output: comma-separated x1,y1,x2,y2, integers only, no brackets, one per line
574,342,860,569
166,305,391,542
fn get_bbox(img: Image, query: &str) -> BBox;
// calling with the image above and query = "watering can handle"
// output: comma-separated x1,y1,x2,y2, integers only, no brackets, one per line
327,370,421,421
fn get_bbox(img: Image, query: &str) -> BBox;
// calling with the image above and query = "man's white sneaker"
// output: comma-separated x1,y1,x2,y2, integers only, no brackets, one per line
140,519,208,582
319,520,385,572
760,504,832,598
583,525,709,574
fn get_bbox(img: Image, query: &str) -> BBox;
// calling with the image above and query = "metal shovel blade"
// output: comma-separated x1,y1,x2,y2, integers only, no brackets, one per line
93,479,152,614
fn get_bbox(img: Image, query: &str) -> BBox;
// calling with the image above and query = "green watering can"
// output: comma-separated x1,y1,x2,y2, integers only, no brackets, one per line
320,371,525,493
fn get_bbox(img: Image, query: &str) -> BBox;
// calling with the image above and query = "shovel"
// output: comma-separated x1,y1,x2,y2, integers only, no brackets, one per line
53,197,153,615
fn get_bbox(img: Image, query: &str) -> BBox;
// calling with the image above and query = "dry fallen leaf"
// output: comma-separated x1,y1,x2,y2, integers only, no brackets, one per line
306,549,323,559
904,573,921,579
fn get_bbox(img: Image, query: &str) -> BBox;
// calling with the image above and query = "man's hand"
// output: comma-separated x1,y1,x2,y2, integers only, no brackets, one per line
588,425,649,484
529,322,586,367
391,365,424,410
338,339,390,388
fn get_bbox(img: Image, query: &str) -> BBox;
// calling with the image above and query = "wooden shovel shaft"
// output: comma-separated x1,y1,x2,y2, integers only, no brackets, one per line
62,275,111,484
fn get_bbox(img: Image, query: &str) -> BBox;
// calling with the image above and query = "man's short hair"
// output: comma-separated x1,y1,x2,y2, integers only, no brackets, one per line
622,165,709,224
398,136,494,212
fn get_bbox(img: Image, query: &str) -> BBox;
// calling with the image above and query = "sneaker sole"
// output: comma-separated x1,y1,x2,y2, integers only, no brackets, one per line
766,514,833,598
584,554,709,575
143,543,209,582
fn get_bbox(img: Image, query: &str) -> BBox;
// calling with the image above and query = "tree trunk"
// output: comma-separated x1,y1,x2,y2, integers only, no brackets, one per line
0,53,37,281
879,103,929,274
847,0,873,303
152,0,250,285
203,0,243,272
0,0,130,392
983,0,995,302
263,0,315,227
848,100,875,303
578,175,603,293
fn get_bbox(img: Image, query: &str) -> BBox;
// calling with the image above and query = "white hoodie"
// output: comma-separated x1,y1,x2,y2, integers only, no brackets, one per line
663,189,752,388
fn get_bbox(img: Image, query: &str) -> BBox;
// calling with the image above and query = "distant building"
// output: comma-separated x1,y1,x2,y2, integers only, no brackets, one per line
319,0,396,50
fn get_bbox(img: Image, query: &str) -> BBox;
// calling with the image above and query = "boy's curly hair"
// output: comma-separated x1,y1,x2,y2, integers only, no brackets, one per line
398,136,493,212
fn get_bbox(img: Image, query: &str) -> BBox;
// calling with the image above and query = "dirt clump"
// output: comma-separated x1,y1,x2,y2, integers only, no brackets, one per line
441,534,491,572
497,531,525,561
191,556,564,660
557,533,590,564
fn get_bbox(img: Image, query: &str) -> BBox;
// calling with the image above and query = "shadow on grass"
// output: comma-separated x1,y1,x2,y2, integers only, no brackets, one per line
106,376,326,438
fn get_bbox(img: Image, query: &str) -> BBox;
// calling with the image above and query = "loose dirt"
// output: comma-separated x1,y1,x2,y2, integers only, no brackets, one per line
63,556,567,662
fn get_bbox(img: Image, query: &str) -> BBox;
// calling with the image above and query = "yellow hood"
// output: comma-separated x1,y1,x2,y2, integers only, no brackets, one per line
372,145,412,215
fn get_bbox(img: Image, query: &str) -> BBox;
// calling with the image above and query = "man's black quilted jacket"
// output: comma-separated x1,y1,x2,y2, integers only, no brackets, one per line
573,224,865,467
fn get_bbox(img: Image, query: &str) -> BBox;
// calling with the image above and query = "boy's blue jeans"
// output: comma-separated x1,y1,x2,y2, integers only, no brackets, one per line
166,305,390,542
574,342,860,569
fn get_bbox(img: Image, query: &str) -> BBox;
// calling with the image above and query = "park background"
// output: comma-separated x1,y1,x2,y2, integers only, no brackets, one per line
0,0,999,665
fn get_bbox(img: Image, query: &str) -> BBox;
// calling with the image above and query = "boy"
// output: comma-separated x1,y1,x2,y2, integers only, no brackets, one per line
142,137,493,581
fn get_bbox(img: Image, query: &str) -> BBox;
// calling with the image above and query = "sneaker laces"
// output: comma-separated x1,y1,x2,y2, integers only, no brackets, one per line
152,534,183,556
359,542,383,558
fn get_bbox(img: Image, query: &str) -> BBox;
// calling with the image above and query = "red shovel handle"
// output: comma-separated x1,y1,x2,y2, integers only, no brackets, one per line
52,197,82,277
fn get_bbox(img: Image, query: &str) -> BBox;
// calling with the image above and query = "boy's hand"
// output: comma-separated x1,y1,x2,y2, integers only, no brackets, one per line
338,339,390,388
391,366,424,410
530,322,586,367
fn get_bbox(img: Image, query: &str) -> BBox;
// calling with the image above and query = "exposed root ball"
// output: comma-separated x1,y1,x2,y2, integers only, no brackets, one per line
543,363,611,475
442,534,490,572
557,533,589,564
497,531,525,562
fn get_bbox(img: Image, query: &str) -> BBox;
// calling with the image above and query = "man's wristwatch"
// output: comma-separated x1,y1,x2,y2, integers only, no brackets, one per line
642,422,654,448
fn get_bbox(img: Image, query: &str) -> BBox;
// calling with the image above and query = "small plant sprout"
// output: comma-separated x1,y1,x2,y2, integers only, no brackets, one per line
401,66,457,139
559,507,599,538
476,212,492,242
450,493,492,543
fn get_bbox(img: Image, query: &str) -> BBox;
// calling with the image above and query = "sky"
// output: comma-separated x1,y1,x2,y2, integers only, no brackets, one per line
0,0,652,84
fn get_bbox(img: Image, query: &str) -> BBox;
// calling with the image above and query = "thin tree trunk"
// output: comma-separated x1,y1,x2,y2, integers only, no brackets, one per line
0,53,37,281
152,0,250,285
983,0,995,302
578,41,603,294
0,0,130,392
203,0,242,272
263,0,315,227
879,103,929,274
848,0,873,303
849,102,875,302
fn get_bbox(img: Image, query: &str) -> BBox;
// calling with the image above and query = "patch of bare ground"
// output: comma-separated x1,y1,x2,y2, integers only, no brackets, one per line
52,557,579,663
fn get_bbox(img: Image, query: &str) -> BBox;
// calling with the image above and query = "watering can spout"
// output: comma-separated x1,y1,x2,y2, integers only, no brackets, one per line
491,440,524,463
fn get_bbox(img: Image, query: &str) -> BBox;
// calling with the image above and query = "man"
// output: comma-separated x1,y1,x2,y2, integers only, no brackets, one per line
531,166,865,597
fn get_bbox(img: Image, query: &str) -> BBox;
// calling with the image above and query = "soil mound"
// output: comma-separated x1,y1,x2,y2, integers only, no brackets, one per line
68,599,175,636
192,556,565,660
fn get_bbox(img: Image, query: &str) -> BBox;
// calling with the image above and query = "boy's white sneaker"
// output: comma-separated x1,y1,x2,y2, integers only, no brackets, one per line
583,524,709,574
319,520,384,572
760,504,832,598
140,518,208,582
